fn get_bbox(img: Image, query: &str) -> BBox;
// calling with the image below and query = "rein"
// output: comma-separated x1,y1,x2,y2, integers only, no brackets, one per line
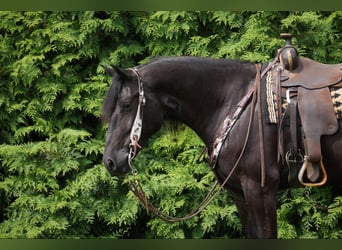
125,63,273,222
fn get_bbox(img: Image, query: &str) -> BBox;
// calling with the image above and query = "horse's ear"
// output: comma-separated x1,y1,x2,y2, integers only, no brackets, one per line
101,65,129,80
101,64,115,76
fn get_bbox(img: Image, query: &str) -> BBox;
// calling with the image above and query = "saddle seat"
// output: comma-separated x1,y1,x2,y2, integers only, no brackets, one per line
281,57,342,89
278,57,342,186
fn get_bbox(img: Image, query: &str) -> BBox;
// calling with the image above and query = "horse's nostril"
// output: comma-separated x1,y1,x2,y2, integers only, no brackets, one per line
106,158,115,169
103,152,130,176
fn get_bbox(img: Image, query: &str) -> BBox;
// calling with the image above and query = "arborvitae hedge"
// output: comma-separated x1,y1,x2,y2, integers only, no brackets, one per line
1,11,342,238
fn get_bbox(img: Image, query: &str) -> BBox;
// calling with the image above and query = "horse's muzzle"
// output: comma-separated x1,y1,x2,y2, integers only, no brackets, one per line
103,149,130,176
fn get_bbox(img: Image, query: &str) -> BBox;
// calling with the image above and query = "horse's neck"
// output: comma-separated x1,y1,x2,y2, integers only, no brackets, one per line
143,59,256,146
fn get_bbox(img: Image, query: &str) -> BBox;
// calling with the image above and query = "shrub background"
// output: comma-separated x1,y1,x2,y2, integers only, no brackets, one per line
1,11,342,238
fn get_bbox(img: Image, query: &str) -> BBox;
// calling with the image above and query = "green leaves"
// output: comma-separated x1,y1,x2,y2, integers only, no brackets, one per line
0,11,132,238
1,11,342,239
277,187,342,239
0,129,124,238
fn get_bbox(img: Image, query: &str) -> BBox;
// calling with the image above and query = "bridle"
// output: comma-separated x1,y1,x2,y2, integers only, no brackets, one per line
124,63,273,222
127,67,145,174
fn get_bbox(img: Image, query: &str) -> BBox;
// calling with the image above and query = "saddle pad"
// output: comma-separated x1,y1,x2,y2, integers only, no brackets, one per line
262,70,278,124
263,71,342,124
331,88,342,119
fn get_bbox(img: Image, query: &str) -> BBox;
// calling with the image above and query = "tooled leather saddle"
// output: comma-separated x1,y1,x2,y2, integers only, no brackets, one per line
274,34,342,186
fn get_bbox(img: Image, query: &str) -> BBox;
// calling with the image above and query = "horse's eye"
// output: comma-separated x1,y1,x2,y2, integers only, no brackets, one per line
120,101,132,111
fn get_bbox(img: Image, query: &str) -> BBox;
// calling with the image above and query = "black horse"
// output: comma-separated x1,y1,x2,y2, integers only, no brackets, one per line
101,55,342,238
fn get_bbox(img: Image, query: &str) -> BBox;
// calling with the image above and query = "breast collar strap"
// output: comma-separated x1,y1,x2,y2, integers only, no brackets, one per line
208,81,256,168
209,61,276,169
128,67,146,170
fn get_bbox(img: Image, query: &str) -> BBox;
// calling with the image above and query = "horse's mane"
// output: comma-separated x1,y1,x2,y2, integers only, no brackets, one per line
138,56,251,69
101,72,122,123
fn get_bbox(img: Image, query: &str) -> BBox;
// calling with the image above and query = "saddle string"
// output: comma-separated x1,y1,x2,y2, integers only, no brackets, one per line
256,56,283,187
256,51,284,187
256,64,266,187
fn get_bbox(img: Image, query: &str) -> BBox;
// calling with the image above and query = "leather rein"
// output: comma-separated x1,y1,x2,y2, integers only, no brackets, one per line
125,62,274,222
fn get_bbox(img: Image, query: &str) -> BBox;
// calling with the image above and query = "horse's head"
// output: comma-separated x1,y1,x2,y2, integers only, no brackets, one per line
101,66,164,176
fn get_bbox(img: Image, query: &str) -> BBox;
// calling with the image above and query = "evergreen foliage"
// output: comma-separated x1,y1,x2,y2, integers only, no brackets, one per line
1,11,342,238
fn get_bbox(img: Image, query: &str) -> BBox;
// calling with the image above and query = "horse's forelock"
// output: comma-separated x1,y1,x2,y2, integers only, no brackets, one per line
101,69,124,123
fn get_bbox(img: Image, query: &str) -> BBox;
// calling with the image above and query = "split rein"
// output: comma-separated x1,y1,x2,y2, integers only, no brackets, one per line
125,64,272,223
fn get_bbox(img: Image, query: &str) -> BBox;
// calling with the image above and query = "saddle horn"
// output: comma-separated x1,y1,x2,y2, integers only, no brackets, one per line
279,33,299,71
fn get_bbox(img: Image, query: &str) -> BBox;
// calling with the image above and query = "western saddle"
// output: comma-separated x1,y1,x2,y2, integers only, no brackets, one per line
274,33,342,186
